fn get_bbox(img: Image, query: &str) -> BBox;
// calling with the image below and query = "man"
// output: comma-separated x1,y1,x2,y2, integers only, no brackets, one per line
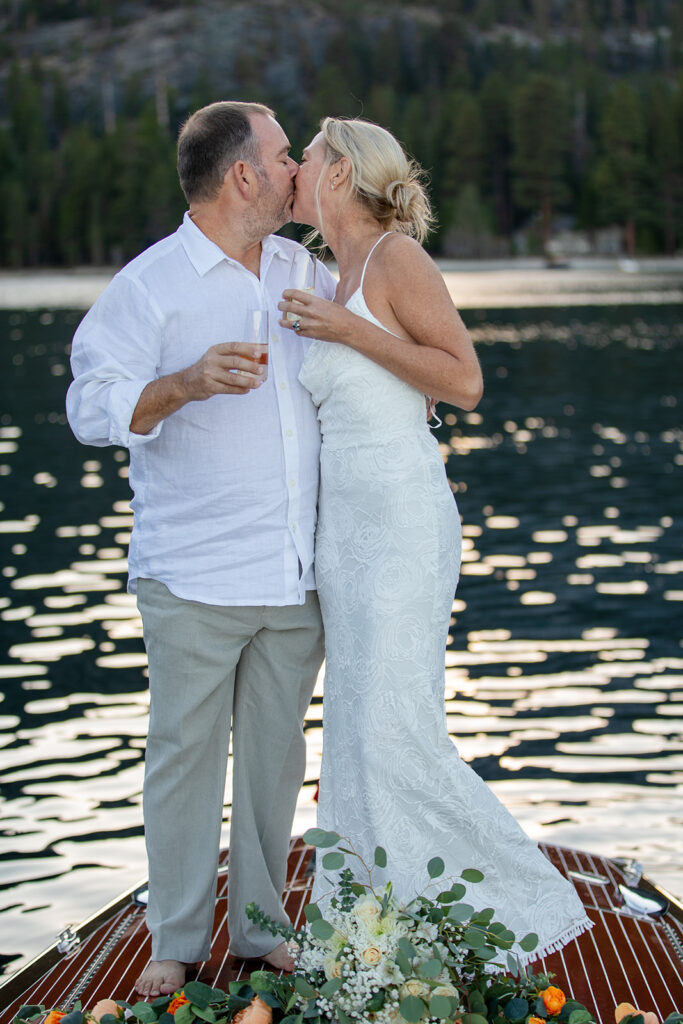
66,101,336,999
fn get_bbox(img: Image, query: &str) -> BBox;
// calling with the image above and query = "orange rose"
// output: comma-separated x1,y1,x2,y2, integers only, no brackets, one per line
529,1017,546,1024
541,986,567,1015
233,996,273,1024
45,1014,66,1024
168,992,191,1014
91,999,123,1022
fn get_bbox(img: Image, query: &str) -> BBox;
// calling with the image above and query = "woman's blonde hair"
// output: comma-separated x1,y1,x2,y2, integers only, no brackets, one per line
314,117,434,244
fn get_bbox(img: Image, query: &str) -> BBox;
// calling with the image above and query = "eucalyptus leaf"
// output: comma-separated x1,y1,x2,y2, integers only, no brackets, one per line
396,949,412,976
130,1005,159,1024
366,990,386,1012
427,857,445,879
174,1003,194,1024
461,1014,489,1024
568,1011,596,1024
60,1013,83,1024
504,997,530,1020
519,932,539,952
337,1010,352,1024
463,926,486,949
398,937,417,959
309,918,335,940
321,851,345,870
320,977,343,997
400,995,427,1023
281,1016,304,1024
447,902,474,922
449,882,467,900
303,903,322,922
506,953,521,977
461,868,484,883
184,980,217,1009
302,828,341,848
469,991,487,1014
417,957,442,978
257,993,281,1009
374,846,387,867
429,995,454,1019
472,907,495,924
294,976,317,998
191,1008,217,1023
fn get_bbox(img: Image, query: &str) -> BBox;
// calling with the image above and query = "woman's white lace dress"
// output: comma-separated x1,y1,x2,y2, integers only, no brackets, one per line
298,237,592,964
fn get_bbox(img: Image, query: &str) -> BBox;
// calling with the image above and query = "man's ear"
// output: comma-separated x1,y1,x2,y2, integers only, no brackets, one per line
230,160,256,198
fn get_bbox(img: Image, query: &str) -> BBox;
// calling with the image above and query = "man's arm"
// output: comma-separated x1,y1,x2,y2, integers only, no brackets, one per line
129,343,265,435
67,273,264,446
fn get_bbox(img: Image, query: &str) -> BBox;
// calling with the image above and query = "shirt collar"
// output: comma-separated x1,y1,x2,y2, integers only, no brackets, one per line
178,211,290,278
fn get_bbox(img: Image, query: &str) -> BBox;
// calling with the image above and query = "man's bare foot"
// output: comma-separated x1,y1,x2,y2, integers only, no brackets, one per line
135,959,191,999
261,941,295,973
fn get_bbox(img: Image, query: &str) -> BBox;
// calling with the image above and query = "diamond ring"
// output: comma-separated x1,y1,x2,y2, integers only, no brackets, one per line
292,319,303,333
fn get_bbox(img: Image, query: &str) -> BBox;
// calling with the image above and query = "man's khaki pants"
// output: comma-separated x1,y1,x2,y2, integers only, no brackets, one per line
136,579,324,963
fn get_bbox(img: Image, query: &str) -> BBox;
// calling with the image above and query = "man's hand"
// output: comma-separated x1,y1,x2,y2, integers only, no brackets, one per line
181,342,266,401
130,343,265,436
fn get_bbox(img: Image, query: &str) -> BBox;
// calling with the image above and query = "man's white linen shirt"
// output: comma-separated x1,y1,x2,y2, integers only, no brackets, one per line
67,213,336,606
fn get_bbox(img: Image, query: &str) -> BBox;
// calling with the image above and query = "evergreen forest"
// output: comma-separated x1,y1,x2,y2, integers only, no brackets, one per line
1,0,683,266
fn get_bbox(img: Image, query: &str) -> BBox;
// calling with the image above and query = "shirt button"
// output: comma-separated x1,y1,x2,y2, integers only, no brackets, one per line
279,381,287,390
291,523,297,532
289,478,296,487
285,429,294,438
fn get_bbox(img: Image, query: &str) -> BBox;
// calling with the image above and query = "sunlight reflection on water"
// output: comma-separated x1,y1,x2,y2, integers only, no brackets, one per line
0,286,682,976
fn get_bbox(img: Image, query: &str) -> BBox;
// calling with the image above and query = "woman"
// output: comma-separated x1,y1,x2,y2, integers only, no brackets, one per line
279,118,591,963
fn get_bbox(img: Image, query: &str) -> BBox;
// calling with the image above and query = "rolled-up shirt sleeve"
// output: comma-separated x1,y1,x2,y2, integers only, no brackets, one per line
66,272,165,448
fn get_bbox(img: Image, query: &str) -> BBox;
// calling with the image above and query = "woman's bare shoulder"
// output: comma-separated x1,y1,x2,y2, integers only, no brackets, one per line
376,233,438,275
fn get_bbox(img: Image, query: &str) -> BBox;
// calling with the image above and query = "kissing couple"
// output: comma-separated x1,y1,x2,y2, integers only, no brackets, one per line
66,100,592,999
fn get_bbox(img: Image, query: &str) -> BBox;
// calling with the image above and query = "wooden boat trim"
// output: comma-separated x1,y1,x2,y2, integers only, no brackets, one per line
0,877,146,1007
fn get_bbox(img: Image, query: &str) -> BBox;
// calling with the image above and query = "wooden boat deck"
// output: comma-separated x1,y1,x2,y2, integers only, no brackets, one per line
2,840,681,1023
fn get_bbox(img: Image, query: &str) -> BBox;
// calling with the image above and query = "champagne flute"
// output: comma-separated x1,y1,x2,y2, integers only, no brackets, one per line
246,309,269,381
286,250,317,322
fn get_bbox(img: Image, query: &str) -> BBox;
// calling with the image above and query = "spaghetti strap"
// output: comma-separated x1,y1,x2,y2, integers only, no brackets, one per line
359,232,392,290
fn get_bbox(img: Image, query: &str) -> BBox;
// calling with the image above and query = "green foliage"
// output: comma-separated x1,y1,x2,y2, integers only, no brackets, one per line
3,8,683,263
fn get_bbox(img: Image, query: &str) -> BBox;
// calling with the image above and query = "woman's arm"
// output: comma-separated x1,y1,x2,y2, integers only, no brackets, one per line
279,236,482,411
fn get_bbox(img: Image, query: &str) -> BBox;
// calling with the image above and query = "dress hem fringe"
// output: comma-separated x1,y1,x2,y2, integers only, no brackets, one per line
516,916,594,968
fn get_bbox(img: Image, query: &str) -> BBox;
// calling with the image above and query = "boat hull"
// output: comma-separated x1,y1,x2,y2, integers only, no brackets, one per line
1,841,681,1023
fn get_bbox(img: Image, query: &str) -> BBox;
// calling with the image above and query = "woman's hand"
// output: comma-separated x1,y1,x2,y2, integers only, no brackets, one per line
278,290,354,342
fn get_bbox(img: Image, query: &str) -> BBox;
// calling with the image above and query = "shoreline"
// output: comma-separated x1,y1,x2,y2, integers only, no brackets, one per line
1,258,682,311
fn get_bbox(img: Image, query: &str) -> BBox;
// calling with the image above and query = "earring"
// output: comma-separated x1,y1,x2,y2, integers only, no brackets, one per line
330,182,335,190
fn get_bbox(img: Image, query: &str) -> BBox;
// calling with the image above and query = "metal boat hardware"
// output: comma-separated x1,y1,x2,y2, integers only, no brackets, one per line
56,926,80,956
618,883,669,917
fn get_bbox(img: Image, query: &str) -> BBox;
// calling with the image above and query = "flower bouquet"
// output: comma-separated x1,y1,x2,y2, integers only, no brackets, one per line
244,828,595,1024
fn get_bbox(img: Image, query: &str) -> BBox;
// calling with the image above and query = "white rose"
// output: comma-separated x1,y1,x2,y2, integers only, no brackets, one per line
354,896,382,922
361,945,383,966
433,984,458,1000
400,979,430,999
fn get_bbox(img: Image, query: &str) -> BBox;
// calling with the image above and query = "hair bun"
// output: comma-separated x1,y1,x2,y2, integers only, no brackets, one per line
384,175,425,228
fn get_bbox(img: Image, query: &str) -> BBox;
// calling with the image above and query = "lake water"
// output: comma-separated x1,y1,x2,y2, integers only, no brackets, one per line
0,266,682,979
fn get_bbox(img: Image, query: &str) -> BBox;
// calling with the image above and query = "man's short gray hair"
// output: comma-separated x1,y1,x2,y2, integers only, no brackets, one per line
177,100,275,203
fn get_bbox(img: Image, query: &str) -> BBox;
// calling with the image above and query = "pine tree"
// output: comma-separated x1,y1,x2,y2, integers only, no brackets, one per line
511,74,571,251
